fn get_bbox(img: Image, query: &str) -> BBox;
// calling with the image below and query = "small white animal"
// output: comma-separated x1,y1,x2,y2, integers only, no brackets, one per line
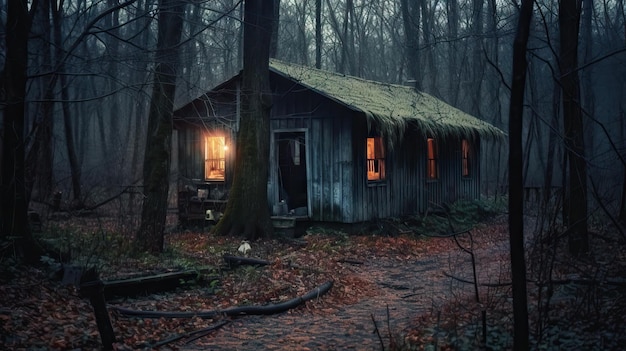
238,241,251,255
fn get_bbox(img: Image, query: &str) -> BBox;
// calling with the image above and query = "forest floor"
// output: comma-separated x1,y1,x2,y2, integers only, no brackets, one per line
1,201,626,350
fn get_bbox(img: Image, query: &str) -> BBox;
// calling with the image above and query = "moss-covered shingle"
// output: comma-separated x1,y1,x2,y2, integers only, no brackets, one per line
270,59,505,141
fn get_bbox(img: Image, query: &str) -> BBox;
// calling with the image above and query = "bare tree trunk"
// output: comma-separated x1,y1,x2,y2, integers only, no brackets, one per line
0,0,42,263
621,107,626,222
420,0,439,97
52,0,83,206
213,0,275,240
581,0,595,157
315,0,322,69
270,0,280,58
447,0,459,104
400,0,421,90
296,1,308,65
340,0,356,76
470,0,484,117
543,73,561,206
508,0,534,349
136,0,185,253
25,0,54,204
559,0,589,256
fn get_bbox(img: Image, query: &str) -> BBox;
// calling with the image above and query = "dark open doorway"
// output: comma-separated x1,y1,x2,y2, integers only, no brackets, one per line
276,131,308,215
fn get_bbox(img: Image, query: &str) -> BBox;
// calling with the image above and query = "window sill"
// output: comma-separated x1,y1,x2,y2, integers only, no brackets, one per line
367,180,387,187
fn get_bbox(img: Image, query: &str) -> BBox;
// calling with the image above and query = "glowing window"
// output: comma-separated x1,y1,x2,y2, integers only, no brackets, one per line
367,137,385,181
427,138,438,180
205,136,226,181
462,139,472,177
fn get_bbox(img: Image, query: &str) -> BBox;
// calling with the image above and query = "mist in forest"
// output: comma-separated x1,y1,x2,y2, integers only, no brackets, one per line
0,0,624,212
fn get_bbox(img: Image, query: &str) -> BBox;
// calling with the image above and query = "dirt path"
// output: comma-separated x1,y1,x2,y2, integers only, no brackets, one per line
182,237,509,351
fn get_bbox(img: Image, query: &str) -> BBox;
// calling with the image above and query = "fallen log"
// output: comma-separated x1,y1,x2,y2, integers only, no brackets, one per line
111,280,334,319
337,258,364,265
101,270,217,299
223,254,271,268
147,320,229,348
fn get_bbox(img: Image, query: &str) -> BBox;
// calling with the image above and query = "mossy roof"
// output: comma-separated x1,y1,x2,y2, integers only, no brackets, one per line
269,59,505,140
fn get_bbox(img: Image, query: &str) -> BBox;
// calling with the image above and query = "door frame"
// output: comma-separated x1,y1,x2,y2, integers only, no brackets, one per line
270,128,311,218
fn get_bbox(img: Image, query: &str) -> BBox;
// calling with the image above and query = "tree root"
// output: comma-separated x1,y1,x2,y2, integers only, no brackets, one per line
111,280,334,319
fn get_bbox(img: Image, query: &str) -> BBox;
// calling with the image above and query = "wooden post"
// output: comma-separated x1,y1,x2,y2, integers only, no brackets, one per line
80,268,116,350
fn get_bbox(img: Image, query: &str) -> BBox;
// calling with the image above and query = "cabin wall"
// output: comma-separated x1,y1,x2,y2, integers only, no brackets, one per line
175,122,236,192
351,122,482,222
351,121,425,222
269,76,355,222
177,127,205,181
174,73,484,224
424,137,481,209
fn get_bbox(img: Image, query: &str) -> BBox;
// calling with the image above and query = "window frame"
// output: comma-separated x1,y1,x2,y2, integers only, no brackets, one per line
366,136,386,182
204,135,227,182
461,139,472,178
427,137,438,180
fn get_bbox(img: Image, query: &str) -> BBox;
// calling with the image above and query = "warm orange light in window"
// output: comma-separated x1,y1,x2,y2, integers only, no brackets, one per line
367,137,385,181
205,136,226,181
462,139,471,177
427,138,438,179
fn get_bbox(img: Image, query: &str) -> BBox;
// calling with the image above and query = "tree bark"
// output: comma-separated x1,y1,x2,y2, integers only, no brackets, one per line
52,0,83,206
559,0,589,256
400,0,421,90
447,0,459,105
213,0,275,240
270,0,280,58
315,0,322,69
0,0,42,264
508,0,533,349
136,0,185,253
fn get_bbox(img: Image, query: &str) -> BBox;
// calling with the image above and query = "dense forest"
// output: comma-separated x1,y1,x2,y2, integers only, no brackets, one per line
1,0,624,210
1,0,626,349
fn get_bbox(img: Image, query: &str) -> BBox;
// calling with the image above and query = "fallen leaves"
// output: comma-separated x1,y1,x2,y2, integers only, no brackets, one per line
5,213,625,350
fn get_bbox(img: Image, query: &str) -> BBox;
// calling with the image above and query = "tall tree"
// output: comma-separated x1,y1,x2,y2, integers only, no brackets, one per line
270,0,280,58
508,0,534,349
315,0,322,69
136,0,185,253
400,0,421,90
52,0,83,206
0,0,42,263
559,0,589,256
213,0,275,240
446,0,459,104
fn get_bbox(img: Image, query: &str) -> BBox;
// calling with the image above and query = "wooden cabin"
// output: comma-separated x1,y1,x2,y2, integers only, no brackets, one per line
173,59,504,224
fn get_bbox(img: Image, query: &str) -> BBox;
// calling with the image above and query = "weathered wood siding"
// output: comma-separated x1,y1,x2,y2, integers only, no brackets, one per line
268,75,355,222
424,137,481,210
174,72,483,224
176,127,204,181
174,94,237,189
351,122,482,222
351,121,426,222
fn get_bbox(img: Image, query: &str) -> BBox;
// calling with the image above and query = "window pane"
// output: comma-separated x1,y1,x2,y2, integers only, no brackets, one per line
367,137,385,181
427,138,438,179
462,139,471,177
205,136,226,181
